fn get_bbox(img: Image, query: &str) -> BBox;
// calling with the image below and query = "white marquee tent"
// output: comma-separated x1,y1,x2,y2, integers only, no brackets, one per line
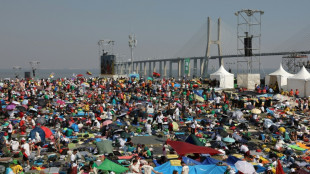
287,66,310,97
265,64,294,91
210,65,234,89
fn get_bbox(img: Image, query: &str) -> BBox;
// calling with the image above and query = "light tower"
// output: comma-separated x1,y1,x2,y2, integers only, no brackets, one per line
12,66,22,78
235,9,264,74
128,34,137,73
29,61,40,78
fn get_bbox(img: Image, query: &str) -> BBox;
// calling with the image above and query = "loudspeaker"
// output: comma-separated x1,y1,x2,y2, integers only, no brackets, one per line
244,37,252,56
24,72,31,79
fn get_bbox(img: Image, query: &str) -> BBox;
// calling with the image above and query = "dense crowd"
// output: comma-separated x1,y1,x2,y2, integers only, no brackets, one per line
0,76,309,174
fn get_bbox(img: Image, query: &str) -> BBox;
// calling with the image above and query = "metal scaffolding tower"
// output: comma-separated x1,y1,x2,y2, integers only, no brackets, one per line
235,9,264,74
282,53,308,73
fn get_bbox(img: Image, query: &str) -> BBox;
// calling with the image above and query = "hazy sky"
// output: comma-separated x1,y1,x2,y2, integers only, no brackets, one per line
0,0,309,70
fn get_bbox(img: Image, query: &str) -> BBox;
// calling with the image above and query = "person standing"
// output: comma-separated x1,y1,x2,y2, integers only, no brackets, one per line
191,118,197,134
21,138,30,168
156,112,164,131
181,161,189,174
141,162,162,174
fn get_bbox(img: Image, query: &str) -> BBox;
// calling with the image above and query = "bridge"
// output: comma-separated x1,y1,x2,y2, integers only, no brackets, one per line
113,12,310,78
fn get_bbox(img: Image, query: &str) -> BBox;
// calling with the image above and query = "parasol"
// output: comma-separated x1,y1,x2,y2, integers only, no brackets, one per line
235,161,256,174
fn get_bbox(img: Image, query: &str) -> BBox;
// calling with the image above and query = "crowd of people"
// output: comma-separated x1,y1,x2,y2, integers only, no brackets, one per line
0,76,309,173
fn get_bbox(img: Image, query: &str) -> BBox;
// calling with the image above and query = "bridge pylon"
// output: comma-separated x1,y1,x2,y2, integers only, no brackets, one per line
202,17,222,78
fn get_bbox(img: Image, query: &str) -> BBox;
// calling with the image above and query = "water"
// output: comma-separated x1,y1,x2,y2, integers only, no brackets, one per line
0,68,275,79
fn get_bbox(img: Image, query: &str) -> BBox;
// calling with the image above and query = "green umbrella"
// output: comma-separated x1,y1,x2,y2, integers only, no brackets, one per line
96,159,128,173
147,77,153,81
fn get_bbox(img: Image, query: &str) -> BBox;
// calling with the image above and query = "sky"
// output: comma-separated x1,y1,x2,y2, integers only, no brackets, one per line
0,0,310,70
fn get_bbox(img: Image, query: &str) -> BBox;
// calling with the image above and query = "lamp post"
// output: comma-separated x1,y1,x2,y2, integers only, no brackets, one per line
128,34,137,73
13,66,21,78
29,61,40,78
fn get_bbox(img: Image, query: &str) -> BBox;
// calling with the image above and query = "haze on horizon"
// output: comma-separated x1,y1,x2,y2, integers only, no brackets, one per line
0,0,309,71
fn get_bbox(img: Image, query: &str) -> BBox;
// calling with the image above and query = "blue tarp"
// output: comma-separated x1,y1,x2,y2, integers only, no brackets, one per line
225,155,241,165
256,94,273,98
201,157,220,165
254,165,266,173
29,127,46,143
70,123,79,132
174,83,181,88
182,157,202,166
153,162,229,174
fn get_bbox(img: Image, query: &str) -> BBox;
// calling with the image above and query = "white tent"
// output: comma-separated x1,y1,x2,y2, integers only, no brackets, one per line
265,64,294,91
210,65,234,89
287,66,310,97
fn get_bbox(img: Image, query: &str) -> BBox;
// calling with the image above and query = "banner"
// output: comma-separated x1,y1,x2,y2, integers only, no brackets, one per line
184,58,190,75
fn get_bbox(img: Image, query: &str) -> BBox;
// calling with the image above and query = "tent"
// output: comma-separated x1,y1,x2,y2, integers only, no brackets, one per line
265,64,294,91
210,65,234,89
96,140,113,154
96,159,128,173
40,126,53,139
185,134,205,146
287,66,310,97
167,140,221,156
29,127,46,143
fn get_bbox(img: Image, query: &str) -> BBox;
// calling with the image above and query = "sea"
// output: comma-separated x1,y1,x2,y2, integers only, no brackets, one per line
0,68,275,79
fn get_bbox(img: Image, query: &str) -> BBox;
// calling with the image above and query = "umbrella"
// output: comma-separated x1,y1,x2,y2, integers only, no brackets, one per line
16,106,26,112
218,129,228,137
246,105,254,110
233,110,243,118
77,74,83,77
263,119,273,129
37,99,46,107
29,108,38,112
251,108,261,114
223,137,235,143
176,103,182,108
6,104,16,110
81,82,90,88
12,101,21,105
147,77,153,81
103,120,113,126
56,100,65,105
235,161,256,174
36,117,46,125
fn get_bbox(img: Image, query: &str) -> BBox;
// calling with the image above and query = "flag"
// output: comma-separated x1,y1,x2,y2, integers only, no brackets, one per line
194,90,204,102
276,159,284,174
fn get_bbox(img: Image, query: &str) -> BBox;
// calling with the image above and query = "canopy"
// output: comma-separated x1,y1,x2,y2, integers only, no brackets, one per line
185,134,205,146
96,140,113,154
210,65,234,89
265,64,294,91
167,140,221,156
287,66,310,97
96,159,128,173
40,126,53,138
